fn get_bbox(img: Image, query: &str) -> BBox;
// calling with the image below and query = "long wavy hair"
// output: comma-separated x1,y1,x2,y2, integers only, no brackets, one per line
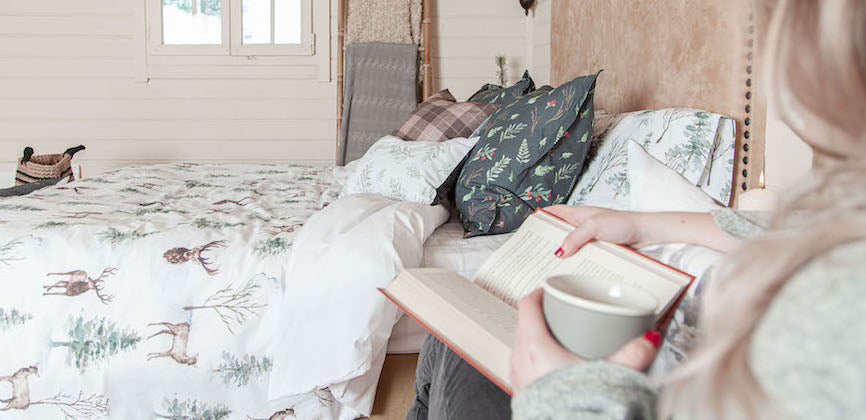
661,0,866,418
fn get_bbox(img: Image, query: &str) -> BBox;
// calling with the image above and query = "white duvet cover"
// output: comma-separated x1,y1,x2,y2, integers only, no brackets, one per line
0,163,447,420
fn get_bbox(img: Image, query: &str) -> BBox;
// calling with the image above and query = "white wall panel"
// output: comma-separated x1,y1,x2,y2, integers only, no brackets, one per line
529,0,551,85
431,0,530,100
0,0,546,186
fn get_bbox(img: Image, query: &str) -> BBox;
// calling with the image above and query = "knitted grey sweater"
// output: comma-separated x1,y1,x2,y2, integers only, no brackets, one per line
512,209,866,419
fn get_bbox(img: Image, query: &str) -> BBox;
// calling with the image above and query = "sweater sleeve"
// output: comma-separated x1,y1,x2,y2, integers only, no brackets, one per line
511,361,658,420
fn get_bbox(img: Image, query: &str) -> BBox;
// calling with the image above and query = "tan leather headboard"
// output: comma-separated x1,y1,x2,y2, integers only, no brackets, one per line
551,0,768,206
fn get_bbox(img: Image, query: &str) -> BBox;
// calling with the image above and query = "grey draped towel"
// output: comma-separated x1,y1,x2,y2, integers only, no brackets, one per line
337,43,418,165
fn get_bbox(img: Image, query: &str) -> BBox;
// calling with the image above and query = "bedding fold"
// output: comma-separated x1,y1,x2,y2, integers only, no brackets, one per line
266,193,449,416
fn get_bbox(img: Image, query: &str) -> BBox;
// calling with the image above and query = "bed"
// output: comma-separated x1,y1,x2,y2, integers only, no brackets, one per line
0,0,770,419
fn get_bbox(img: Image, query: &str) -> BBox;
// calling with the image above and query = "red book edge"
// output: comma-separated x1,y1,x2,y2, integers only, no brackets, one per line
534,207,696,331
378,287,514,396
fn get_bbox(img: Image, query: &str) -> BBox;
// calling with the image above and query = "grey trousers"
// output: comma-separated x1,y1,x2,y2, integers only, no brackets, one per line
406,335,512,420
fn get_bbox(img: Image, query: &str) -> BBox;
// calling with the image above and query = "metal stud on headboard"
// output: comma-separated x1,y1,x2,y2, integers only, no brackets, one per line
741,10,756,192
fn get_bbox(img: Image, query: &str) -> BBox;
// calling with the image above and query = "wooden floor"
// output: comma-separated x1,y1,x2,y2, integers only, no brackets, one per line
366,354,419,420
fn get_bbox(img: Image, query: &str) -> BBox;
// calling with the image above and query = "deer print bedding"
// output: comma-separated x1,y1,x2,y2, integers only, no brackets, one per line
0,162,391,419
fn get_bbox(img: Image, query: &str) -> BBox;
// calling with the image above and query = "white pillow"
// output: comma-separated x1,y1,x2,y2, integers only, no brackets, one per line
627,140,723,213
341,135,478,203
567,108,734,210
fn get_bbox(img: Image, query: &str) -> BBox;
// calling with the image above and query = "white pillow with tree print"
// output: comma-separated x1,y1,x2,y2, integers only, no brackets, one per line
566,108,734,210
627,140,724,213
341,135,479,203
697,116,736,205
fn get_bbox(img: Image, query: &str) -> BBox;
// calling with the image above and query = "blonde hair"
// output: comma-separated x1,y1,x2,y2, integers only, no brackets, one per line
661,0,866,418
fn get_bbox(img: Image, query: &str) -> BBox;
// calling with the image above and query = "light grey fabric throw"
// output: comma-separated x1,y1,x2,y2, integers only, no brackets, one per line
338,43,418,165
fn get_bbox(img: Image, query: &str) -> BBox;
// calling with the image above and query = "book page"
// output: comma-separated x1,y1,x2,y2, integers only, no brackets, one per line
408,269,517,345
386,269,516,391
473,211,688,315
472,215,569,305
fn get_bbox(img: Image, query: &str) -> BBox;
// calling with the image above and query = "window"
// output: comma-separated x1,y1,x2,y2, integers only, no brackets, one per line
241,0,302,45
162,0,222,45
146,0,313,56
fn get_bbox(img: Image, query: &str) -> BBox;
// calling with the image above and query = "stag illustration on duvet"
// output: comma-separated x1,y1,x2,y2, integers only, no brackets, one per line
0,365,109,416
0,366,37,411
163,240,227,275
147,322,197,366
42,268,116,304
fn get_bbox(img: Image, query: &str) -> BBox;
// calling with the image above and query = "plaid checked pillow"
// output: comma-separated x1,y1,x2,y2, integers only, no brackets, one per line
392,90,498,142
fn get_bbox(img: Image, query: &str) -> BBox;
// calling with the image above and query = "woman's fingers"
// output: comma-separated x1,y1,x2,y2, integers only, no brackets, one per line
515,289,549,340
606,331,662,371
557,222,597,257
511,289,584,392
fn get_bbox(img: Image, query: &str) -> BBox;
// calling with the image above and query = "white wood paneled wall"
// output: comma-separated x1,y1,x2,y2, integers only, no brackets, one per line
0,0,546,186
528,0,551,85
432,0,531,100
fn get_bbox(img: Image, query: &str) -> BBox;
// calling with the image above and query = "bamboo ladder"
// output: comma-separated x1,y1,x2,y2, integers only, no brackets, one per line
336,0,433,160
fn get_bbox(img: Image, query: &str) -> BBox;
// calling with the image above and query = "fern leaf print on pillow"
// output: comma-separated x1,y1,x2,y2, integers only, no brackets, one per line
455,72,599,237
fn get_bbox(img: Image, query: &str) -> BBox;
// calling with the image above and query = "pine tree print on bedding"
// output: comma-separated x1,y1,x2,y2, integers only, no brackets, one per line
214,352,274,387
54,314,141,372
455,72,599,237
97,227,156,244
158,396,231,420
0,307,32,330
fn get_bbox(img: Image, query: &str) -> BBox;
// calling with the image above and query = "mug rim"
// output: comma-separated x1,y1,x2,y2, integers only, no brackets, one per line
543,276,657,317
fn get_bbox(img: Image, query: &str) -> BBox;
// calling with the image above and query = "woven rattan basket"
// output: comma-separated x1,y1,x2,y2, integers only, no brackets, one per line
15,146,85,185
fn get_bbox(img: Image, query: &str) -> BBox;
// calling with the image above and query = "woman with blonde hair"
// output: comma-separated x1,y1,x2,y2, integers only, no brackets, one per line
509,0,866,418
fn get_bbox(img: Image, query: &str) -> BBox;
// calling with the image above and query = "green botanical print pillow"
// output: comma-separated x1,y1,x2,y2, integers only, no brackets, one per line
436,85,555,208
455,72,599,237
467,70,536,104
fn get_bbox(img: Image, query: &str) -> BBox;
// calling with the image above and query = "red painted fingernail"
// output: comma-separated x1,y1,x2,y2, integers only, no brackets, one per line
554,248,564,257
644,330,662,348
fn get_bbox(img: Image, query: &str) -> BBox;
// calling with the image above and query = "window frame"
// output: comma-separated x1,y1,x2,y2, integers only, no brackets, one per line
230,0,314,56
145,0,314,57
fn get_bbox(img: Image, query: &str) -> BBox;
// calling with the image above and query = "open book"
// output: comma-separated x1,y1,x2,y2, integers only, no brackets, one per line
380,209,694,394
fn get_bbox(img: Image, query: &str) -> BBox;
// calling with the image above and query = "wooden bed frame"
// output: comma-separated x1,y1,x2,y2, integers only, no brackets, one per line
335,0,433,145
550,0,768,207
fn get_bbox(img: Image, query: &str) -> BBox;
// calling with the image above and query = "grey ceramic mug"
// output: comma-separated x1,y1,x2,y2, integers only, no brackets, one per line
542,275,657,359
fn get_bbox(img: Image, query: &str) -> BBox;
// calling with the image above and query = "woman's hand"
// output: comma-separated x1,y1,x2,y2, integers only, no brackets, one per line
544,205,739,254
509,289,661,393
544,205,648,257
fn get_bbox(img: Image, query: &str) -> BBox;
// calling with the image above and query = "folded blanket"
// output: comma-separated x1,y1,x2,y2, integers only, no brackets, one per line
338,43,418,165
